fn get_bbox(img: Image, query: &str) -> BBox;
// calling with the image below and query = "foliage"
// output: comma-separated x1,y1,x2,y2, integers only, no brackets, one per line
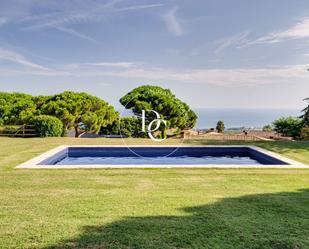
0,91,118,138
0,92,36,125
262,125,273,132
100,121,119,135
299,125,309,140
101,117,146,138
0,125,21,135
30,115,63,137
273,116,302,138
120,117,145,137
39,91,118,137
300,98,309,126
119,85,197,137
216,120,225,133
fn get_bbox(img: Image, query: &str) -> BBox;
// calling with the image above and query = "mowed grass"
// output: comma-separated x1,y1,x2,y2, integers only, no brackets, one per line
0,137,309,249
186,139,309,165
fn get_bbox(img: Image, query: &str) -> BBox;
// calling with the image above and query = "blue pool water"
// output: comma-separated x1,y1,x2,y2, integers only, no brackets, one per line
45,147,288,166
56,155,259,165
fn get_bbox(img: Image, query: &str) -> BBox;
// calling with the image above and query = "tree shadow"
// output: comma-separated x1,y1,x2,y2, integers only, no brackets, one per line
44,189,309,249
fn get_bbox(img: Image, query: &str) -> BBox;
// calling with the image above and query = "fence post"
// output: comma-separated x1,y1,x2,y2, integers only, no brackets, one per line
22,125,25,138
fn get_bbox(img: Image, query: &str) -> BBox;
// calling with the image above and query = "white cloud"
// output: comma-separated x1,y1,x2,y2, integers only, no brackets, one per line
63,61,142,69
84,61,142,68
30,62,309,87
164,7,184,37
190,31,250,57
55,26,98,43
1,50,307,87
20,1,163,42
78,64,308,87
21,1,119,30
214,31,250,55
114,3,164,12
22,2,163,30
245,17,309,46
0,48,50,70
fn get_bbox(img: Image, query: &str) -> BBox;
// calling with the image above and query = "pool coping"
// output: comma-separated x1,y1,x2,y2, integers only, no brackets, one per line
16,145,308,169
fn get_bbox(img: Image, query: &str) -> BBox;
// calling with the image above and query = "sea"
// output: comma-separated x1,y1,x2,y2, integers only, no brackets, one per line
118,108,301,130
193,108,301,129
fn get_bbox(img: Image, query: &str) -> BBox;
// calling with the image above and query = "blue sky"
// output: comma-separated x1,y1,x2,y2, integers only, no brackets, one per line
0,0,308,110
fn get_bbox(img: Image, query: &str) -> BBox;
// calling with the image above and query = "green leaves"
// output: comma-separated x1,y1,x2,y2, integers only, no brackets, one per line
0,91,118,137
40,91,118,136
273,117,302,139
0,92,36,125
120,85,197,131
216,120,225,133
30,115,63,137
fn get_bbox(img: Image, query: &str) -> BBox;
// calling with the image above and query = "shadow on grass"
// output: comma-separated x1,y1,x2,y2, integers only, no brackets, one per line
44,189,309,249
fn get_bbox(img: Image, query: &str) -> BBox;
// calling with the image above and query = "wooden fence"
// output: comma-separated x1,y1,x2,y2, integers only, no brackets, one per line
184,134,262,141
0,125,37,138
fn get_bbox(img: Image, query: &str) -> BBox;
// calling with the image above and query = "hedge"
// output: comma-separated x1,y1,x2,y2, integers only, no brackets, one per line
30,115,63,137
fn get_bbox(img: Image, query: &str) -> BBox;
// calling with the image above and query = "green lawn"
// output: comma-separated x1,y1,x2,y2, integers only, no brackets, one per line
186,139,309,165
0,137,309,249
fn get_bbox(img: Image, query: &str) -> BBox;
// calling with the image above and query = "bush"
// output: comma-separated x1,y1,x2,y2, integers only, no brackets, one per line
262,124,273,132
300,125,309,140
101,117,146,138
120,117,145,137
30,115,63,137
273,116,302,139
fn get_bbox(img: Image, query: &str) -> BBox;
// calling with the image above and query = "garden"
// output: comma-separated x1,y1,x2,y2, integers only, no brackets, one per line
1,86,309,248
0,137,309,248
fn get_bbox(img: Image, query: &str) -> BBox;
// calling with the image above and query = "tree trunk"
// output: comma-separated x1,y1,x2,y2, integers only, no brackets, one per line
161,129,166,139
74,125,79,138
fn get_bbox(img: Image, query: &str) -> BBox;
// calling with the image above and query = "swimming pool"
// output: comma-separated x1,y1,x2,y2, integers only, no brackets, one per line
16,145,307,168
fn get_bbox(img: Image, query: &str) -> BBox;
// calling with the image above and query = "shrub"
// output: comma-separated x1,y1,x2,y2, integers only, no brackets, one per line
262,124,273,132
120,117,145,137
273,116,302,139
300,125,309,140
30,115,63,137
101,117,146,138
